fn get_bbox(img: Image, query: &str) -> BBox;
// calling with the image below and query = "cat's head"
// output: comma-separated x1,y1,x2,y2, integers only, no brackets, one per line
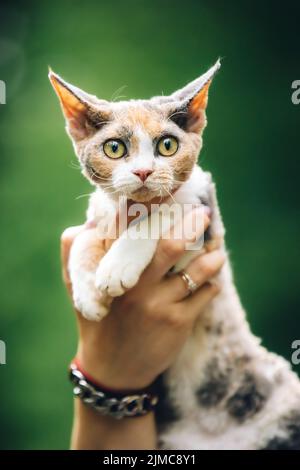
49,60,220,202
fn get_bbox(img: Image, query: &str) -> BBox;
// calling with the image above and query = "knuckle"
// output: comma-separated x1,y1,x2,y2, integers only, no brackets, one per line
198,257,216,277
140,296,161,318
164,310,188,329
60,227,77,247
161,239,185,259
210,282,221,295
203,281,221,299
60,229,71,245
144,298,159,315
60,226,84,247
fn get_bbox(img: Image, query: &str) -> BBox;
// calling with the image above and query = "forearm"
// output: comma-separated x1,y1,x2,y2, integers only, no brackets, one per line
62,212,221,451
71,400,157,450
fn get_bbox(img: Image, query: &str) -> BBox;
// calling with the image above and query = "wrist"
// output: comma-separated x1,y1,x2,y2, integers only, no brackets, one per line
76,344,157,391
70,358,159,420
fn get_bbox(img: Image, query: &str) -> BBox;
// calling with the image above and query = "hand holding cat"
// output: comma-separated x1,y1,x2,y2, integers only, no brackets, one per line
61,208,225,391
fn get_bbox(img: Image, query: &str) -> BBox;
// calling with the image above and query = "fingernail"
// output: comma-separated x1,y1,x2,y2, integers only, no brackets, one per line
203,205,212,217
85,219,97,229
193,205,207,221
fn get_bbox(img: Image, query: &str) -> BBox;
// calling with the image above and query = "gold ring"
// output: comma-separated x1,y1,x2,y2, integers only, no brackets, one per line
179,270,199,295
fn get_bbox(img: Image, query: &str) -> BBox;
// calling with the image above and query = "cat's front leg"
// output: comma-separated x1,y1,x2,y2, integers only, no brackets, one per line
95,234,158,297
69,228,110,321
95,213,160,297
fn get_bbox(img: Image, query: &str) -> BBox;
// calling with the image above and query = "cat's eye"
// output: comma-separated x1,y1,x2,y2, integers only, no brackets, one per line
103,139,127,159
157,136,178,157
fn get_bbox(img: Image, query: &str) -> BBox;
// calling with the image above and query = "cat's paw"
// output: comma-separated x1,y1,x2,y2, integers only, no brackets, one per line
95,255,144,297
73,290,108,321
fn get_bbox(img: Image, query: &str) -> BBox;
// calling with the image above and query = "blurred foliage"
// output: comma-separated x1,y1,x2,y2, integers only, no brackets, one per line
0,0,299,449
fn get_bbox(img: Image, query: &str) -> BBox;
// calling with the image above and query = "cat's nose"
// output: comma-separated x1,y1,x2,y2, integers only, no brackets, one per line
132,169,153,182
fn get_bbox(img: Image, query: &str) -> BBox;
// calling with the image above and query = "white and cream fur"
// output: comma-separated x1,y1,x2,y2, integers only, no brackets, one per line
49,61,300,449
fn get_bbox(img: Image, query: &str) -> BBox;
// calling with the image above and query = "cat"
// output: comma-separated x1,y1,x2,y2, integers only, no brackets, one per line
49,61,300,450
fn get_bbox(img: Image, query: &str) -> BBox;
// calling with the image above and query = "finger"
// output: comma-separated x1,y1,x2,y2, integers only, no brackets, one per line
61,225,85,285
182,281,221,322
142,207,210,284
163,250,225,302
204,237,223,252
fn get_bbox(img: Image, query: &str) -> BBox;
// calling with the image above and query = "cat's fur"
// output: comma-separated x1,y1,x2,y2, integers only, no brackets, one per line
50,61,300,449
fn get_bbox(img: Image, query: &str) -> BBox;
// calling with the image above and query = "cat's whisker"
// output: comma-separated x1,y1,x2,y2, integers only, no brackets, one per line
87,167,112,183
75,192,93,200
164,188,177,204
148,182,176,203
110,85,128,102
155,183,177,203
112,95,127,102
172,179,186,185
104,186,117,192
158,187,165,203
69,161,82,170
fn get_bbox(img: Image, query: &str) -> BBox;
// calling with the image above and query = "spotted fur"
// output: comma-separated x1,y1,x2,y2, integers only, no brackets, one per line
50,60,300,449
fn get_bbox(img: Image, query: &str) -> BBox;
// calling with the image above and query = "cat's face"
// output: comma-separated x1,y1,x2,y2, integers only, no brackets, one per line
76,101,201,203
49,61,220,202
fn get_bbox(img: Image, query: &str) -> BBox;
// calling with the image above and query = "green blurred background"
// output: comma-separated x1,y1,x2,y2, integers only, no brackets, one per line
0,0,299,449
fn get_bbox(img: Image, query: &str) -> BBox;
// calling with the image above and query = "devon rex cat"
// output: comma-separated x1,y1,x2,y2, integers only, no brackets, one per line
50,61,300,449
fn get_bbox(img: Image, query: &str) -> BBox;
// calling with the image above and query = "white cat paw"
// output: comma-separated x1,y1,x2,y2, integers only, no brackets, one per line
73,292,108,321
95,256,143,297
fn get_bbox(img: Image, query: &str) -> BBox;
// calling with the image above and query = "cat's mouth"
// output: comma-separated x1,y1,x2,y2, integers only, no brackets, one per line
130,186,160,201
86,163,178,202
128,178,180,202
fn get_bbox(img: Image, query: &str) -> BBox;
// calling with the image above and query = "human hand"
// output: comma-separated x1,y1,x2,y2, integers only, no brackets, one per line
61,209,224,391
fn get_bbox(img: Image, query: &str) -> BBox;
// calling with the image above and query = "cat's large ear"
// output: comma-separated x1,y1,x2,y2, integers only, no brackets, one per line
49,70,110,141
156,59,220,133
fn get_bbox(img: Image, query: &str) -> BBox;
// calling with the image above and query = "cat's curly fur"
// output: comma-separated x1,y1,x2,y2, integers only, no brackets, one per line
50,61,300,449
